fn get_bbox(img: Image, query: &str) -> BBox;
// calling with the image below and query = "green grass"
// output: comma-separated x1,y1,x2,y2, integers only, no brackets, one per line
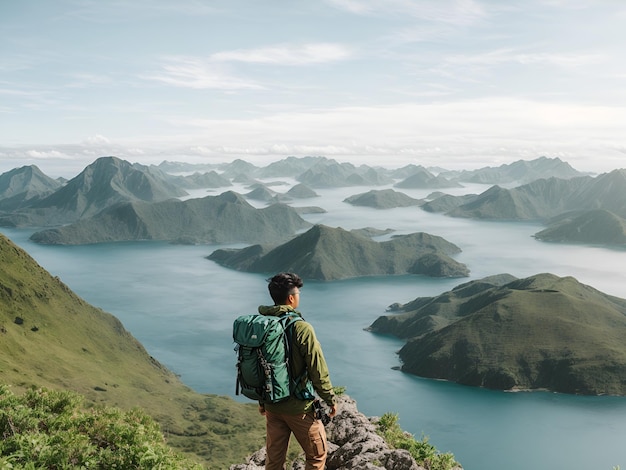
376,412,458,470
0,385,202,469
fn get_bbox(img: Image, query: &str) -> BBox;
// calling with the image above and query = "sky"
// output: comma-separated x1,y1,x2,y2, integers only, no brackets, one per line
2,0,626,178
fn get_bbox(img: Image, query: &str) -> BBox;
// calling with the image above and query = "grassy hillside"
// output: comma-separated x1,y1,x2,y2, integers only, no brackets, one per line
372,273,626,395
209,224,469,280
29,191,310,245
535,209,626,245
0,232,265,468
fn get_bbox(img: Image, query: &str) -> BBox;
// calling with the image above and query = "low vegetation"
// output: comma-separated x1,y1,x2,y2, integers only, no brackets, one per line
0,385,201,469
376,412,458,470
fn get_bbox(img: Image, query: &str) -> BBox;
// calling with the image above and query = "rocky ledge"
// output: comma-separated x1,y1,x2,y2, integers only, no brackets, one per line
230,395,462,470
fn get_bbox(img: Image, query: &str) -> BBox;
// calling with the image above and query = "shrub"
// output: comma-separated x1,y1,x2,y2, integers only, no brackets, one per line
0,385,202,469
376,412,458,470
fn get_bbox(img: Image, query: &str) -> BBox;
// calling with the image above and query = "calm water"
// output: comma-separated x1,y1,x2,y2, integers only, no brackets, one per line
2,181,626,470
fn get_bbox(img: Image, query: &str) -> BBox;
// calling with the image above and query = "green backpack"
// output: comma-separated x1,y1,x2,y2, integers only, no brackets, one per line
233,312,314,403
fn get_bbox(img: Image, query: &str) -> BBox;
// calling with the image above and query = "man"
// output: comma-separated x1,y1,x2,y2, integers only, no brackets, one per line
258,272,337,470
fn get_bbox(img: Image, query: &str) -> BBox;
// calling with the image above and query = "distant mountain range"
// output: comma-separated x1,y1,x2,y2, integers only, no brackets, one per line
154,155,583,188
296,161,394,187
0,156,187,227
439,156,584,184
369,273,626,395
30,191,310,245
0,165,62,212
394,166,462,189
0,155,612,249
420,170,626,246
208,224,469,280
424,170,626,221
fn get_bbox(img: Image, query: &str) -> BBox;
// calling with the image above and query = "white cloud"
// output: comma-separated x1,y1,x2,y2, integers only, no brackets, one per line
122,97,625,174
211,43,353,65
327,0,487,26
143,57,263,90
25,150,66,159
446,48,606,68
144,42,353,91
84,135,111,145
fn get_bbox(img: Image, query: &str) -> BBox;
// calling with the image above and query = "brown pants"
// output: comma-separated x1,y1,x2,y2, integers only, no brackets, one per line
265,409,328,470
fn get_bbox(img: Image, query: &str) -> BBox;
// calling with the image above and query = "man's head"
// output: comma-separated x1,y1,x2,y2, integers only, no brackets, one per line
267,272,303,307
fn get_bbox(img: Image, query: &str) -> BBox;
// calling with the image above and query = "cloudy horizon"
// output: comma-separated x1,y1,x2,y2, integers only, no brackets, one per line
2,0,626,177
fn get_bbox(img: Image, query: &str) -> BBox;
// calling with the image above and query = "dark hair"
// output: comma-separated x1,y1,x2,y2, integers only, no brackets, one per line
267,272,303,305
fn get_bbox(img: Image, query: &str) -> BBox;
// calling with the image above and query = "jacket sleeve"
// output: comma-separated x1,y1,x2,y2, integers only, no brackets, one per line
294,321,336,406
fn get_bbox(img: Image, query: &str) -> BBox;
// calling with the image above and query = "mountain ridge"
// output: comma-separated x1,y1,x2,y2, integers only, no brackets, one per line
0,156,187,227
208,224,469,280
29,191,310,245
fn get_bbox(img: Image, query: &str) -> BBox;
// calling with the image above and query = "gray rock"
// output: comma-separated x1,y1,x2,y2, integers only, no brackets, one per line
229,395,447,470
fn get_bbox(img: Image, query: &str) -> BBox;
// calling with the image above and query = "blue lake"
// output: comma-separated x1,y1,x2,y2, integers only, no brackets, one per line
2,181,626,469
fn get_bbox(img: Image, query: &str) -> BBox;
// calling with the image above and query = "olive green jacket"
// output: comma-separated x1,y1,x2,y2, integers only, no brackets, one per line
258,305,335,415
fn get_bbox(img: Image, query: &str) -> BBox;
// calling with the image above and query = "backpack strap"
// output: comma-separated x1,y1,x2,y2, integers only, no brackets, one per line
279,312,313,399
278,312,300,380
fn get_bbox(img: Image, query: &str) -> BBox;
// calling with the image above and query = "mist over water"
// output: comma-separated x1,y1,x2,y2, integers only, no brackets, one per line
3,180,626,470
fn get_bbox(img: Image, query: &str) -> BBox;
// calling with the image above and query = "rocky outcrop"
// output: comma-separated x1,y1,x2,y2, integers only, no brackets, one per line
230,395,457,470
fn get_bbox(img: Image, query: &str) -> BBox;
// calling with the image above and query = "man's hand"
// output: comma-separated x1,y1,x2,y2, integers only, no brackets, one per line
259,405,266,415
328,404,337,418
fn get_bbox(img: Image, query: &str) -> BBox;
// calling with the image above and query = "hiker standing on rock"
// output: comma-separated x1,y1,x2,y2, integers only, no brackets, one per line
258,272,337,470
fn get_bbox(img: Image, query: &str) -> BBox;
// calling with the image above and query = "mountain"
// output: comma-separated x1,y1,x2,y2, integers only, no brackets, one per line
255,155,330,178
0,232,265,467
218,158,259,179
29,191,310,245
440,156,585,184
343,189,422,209
370,273,626,395
566,168,626,216
428,176,592,220
244,184,277,202
0,156,188,227
286,183,319,199
208,224,469,280
394,167,462,189
349,166,394,186
441,170,626,221
156,160,219,173
447,183,561,219
297,161,393,188
178,170,232,189
421,193,478,213
534,209,626,245
0,165,62,211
